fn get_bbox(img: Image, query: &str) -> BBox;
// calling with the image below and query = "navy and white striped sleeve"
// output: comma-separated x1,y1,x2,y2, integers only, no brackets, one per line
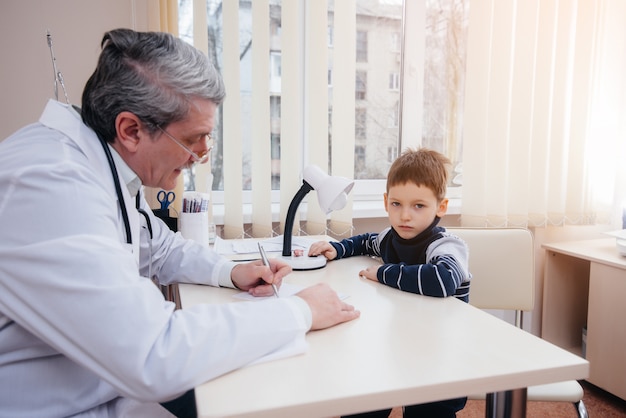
330,232,381,259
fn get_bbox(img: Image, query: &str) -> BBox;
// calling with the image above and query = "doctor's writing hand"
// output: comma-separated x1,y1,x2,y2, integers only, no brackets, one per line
231,259,292,297
307,241,338,260
296,283,360,330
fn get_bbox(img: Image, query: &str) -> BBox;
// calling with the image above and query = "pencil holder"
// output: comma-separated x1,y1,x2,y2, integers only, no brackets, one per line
179,211,209,247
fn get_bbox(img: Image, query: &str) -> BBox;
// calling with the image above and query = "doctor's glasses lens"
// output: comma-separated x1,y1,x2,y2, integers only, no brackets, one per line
158,126,213,164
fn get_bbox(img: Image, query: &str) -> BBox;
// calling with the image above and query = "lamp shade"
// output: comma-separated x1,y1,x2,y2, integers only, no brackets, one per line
280,165,355,269
303,165,354,215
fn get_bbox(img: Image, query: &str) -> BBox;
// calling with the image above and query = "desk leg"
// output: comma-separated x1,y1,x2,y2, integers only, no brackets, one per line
485,388,527,418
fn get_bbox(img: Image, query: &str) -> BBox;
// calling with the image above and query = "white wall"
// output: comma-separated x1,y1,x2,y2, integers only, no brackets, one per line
0,0,154,141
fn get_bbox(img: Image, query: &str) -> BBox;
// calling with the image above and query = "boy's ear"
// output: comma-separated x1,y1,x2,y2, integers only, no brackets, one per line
383,192,389,212
436,198,449,218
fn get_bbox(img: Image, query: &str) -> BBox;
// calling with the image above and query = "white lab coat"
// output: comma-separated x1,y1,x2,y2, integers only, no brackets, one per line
0,100,309,417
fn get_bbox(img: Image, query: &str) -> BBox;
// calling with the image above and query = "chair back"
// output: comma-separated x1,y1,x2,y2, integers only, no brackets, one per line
447,228,535,312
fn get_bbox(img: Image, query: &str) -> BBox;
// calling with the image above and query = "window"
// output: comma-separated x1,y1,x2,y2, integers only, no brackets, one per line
389,102,399,128
178,0,469,223
270,133,280,189
355,145,366,175
389,72,400,90
269,52,281,94
388,146,398,163
270,95,281,137
356,30,368,63
270,95,281,118
356,108,367,139
355,71,367,101
390,32,401,52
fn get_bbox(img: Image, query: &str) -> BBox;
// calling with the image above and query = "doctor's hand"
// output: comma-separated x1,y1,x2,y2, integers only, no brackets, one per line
231,258,292,297
296,283,360,330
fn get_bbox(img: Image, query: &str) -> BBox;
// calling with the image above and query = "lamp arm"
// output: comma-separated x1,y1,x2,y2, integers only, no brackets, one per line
282,180,314,257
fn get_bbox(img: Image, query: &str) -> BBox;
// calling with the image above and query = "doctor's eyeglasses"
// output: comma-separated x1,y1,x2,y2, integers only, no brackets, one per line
157,125,214,164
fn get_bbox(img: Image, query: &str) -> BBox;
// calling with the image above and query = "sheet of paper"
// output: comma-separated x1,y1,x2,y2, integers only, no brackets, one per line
232,283,310,366
233,283,305,300
233,282,349,301
213,235,319,256
247,335,309,366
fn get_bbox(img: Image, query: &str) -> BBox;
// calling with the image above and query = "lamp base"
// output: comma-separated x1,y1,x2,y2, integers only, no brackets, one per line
278,254,327,270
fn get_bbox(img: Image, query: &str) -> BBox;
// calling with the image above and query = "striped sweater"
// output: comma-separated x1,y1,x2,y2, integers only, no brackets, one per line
329,219,471,302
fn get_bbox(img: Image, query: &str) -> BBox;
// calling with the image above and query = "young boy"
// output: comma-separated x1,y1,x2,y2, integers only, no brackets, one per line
308,148,471,418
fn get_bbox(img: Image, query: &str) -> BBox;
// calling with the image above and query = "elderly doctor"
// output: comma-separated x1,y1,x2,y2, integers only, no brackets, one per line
0,28,360,418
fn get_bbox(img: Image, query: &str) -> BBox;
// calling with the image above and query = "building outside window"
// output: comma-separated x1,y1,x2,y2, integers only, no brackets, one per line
389,72,400,90
388,145,398,163
356,30,368,63
356,108,367,139
355,145,366,176
389,102,399,128
390,31,401,52
355,71,367,101
327,25,334,47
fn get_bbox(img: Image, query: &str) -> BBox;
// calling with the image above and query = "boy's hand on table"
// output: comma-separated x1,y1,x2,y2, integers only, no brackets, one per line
359,265,378,282
308,241,337,260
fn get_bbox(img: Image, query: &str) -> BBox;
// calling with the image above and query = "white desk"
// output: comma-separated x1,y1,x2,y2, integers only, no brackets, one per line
180,252,588,418
542,238,626,400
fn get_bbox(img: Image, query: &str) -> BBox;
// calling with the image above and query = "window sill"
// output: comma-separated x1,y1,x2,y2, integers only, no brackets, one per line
210,198,460,226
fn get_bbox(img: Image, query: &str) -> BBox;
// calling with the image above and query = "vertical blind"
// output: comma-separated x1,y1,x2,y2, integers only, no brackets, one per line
302,0,330,236
250,0,273,238
278,0,304,240
327,0,356,238
461,0,626,227
221,0,245,238
185,0,356,239
144,0,185,215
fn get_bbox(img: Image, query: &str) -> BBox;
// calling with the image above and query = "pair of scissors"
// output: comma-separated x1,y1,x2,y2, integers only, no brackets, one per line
157,190,175,210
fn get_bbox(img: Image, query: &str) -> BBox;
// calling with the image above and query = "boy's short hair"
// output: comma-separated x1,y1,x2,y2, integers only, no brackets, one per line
386,148,451,201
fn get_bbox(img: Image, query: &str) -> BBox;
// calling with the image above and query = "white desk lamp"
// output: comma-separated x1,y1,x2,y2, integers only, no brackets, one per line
280,165,354,270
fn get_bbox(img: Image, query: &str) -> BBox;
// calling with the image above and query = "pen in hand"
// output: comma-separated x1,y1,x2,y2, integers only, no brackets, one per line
258,242,279,298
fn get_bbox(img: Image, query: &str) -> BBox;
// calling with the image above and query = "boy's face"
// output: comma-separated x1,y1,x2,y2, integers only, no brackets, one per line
384,182,448,240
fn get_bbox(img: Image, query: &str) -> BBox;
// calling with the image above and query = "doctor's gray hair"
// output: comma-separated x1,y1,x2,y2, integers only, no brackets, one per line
81,28,225,143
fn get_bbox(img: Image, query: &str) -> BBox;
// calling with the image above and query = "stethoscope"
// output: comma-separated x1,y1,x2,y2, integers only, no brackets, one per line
98,135,154,278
